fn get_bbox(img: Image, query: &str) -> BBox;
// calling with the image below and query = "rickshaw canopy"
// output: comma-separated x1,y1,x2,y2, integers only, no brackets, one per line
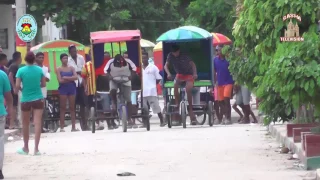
156,26,212,42
90,30,141,44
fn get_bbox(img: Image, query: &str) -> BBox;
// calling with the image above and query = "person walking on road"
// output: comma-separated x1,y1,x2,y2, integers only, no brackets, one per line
67,45,87,130
142,52,166,127
57,54,79,132
8,52,22,129
16,52,46,156
0,68,13,179
214,45,234,125
234,84,258,123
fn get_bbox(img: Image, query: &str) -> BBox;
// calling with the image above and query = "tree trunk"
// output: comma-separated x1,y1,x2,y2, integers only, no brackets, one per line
296,104,315,123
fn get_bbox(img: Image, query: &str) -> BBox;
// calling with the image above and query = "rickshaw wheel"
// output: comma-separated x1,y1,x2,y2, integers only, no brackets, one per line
166,102,172,128
180,102,187,128
142,109,150,131
121,105,128,132
91,117,96,133
207,101,214,127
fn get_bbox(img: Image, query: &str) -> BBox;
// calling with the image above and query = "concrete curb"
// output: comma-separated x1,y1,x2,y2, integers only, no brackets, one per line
269,124,320,170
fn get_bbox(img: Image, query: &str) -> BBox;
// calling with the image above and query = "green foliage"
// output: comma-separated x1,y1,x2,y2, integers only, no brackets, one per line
221,45,231,55
26,0,183,43
186,0,236,39
231,0,320,124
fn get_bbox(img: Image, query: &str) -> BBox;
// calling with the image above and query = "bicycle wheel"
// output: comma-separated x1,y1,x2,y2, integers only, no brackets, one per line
166,102,172,128
181,102,187,128
207,101,214,127
121,105,128,132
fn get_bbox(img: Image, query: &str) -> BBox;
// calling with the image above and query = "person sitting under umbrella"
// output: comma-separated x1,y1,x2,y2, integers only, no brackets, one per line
164,44,198,125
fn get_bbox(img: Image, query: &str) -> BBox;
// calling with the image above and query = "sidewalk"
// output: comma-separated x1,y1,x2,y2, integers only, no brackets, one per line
268,124,320,179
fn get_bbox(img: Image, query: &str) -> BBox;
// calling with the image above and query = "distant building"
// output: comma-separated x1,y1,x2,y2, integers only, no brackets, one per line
284,19,299,37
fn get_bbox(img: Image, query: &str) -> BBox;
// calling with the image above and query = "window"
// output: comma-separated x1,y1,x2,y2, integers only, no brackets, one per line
0,28,8,49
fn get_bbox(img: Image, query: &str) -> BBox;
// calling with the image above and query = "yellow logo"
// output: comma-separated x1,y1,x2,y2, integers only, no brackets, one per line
280,14,304,42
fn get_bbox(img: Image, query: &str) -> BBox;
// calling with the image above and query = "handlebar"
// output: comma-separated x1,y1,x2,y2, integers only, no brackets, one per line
110,75,131,83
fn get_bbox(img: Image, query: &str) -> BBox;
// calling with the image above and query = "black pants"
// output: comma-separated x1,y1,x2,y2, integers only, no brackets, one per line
76,86,86,106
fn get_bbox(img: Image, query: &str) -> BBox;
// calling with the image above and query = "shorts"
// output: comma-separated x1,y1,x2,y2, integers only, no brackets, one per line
109,80,131,102
174,74,194,83
58,83,76,96
236,86,251,105
131,92,138,105
21,99,44,112
143,96,161,114
11,90,18,106
76,86,86,106
217,84,233,101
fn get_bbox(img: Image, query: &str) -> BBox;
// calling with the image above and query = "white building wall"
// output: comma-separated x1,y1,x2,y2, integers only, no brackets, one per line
0,5,14,56
42,16,62,42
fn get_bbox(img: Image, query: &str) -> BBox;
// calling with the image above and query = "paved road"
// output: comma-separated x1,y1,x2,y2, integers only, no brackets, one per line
3,99,307,180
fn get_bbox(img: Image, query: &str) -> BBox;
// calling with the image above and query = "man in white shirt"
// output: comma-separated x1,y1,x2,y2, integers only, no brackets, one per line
35,52,51,132
67,45,88,131
142,52,165,127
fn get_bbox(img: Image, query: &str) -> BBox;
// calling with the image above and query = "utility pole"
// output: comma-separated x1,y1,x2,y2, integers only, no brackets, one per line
15,0,26,129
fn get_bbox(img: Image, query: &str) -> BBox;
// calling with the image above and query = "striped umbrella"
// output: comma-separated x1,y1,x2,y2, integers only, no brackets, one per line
157,26,212,42
140,39,156,48
211,33,232,46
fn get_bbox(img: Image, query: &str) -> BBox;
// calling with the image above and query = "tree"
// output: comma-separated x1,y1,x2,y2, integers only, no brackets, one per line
185,0,236,39
26,0,183,43
230,0,320,124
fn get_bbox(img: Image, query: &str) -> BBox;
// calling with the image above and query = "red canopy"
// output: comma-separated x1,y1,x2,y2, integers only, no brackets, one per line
90,30,141,44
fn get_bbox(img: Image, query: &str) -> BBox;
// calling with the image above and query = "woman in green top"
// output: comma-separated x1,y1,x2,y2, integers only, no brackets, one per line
15,52,46,156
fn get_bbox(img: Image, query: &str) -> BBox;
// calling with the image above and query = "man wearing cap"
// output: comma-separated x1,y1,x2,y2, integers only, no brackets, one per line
67,45,87,130
214,45,234,125
164,44,198,125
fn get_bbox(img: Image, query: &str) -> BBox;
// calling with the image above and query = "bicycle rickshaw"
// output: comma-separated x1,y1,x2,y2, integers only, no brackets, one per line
90,30,150,133
157,26,215,128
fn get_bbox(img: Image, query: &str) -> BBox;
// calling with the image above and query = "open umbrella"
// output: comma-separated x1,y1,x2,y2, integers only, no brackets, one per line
157,26,212,42
140,39,155,47
211,33,232,46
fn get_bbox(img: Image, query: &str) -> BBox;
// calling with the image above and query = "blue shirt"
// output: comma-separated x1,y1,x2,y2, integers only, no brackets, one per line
214,56,234,85
0,70,11,116
16,65,44,102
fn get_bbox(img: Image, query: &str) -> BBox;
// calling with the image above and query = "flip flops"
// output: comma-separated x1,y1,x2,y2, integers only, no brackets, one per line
17,148,28,155
34,151,41,156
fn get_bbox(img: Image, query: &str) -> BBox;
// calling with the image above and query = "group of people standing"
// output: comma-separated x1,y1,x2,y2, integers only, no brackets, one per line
213,45,257,124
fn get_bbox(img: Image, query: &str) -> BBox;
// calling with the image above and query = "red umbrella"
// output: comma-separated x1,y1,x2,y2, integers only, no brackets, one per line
211,33,232,46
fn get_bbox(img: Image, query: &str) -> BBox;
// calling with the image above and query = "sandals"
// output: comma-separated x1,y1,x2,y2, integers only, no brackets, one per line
17,148,28,155
34,151,41,156
71,128,80,132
